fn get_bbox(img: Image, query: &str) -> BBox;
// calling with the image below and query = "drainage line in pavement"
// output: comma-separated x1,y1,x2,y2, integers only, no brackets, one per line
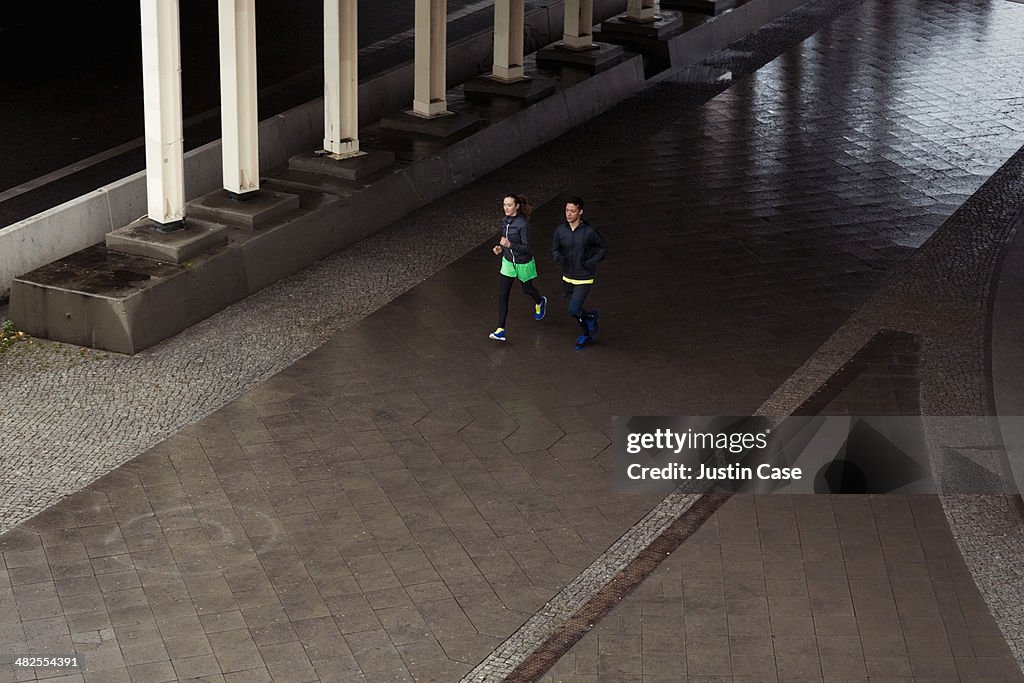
505,493,729,682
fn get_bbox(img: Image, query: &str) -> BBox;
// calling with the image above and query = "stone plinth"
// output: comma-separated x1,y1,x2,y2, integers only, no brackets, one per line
9,244,247,355
600,11,686,40
289,149,396,182
187,189,300,231
462,75,557,104
661,0,736,15
106,216,229,264
379,110,481,139
535,42,626,74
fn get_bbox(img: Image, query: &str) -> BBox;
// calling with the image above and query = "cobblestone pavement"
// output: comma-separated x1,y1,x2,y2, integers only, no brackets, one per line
482,0,1024,678
3,0,1024,680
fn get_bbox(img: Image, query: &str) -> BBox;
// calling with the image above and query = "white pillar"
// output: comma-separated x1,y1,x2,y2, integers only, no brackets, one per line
562,0,594,50
492,0,525,81
324,0,359,156
413,0,448,117
218,0,260,196
626,0,657,22
140,0,185,225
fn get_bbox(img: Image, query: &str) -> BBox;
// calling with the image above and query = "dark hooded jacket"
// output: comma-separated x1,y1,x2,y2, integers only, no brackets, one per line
501,214,535,264
551,219,608,280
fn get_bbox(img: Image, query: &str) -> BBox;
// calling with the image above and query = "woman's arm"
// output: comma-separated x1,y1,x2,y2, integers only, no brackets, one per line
519,219,531,251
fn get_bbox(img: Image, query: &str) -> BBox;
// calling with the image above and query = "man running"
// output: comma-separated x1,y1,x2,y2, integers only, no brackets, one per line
551,196,608,350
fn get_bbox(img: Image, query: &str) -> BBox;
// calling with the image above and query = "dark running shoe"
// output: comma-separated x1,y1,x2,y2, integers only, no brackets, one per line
575,335,592,351
586,310,600,338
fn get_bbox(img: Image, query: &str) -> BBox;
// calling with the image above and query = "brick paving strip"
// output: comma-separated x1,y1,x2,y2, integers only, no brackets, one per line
455,489,706,682
503,494,728,682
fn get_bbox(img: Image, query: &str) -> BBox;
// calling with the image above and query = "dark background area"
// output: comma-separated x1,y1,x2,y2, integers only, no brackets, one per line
0,1,491,226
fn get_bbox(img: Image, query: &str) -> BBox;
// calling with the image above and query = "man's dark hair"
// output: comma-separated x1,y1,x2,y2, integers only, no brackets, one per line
566,196,584,210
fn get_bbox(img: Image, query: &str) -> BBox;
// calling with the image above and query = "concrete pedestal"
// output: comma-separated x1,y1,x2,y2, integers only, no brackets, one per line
289,149,396,182
379,110,481,139
106,216,229,264
597,11,686,74
661,0,736,15
9,245,215,355
462,75,557,104
186,189,300,231
535,42,626,74
600,11,686,40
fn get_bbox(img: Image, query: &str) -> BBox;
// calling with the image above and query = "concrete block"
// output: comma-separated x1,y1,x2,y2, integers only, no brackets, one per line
401,153,458,204
262,167,361,198
462,75,557,104
105,216,229,264
122,249,250,352
535,42,626,74
240,207,341,293
561,56,646,128
186,189,300,231
344,171,422,234
662,0,736,15
11,241,252,354
288,149,396,182
11,245,174,352
600,11,687,40
597,12,687,74
379,110,482,140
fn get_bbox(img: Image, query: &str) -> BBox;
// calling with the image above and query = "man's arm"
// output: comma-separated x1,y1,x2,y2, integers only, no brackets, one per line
551,229,564,264
584,227,608,268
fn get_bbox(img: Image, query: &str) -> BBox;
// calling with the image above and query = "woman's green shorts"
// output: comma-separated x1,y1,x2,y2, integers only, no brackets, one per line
500,257,538,282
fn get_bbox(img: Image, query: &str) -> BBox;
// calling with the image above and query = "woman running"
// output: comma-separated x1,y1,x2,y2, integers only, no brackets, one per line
489,193,547,341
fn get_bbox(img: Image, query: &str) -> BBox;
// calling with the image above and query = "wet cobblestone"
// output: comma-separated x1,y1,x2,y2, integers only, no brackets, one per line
470,0,1024,677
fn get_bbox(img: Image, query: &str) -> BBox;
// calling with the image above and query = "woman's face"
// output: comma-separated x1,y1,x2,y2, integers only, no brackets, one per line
502,196,518,217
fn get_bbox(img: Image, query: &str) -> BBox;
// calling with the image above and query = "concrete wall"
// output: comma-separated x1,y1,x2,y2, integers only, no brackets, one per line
0,0,627,303
664,0,808,67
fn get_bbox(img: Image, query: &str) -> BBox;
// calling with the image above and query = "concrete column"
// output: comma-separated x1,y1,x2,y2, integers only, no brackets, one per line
140,0,185,227
218,0,260,196
492,0,525,81
324,0,359,155
562,0,595,49
413,0,448,116
626,0,657,22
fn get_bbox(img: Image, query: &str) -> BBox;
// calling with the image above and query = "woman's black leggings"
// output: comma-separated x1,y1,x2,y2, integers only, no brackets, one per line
498,275,542,328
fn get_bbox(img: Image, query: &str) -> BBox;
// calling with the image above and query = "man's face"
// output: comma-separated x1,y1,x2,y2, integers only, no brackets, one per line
565,203,582,224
